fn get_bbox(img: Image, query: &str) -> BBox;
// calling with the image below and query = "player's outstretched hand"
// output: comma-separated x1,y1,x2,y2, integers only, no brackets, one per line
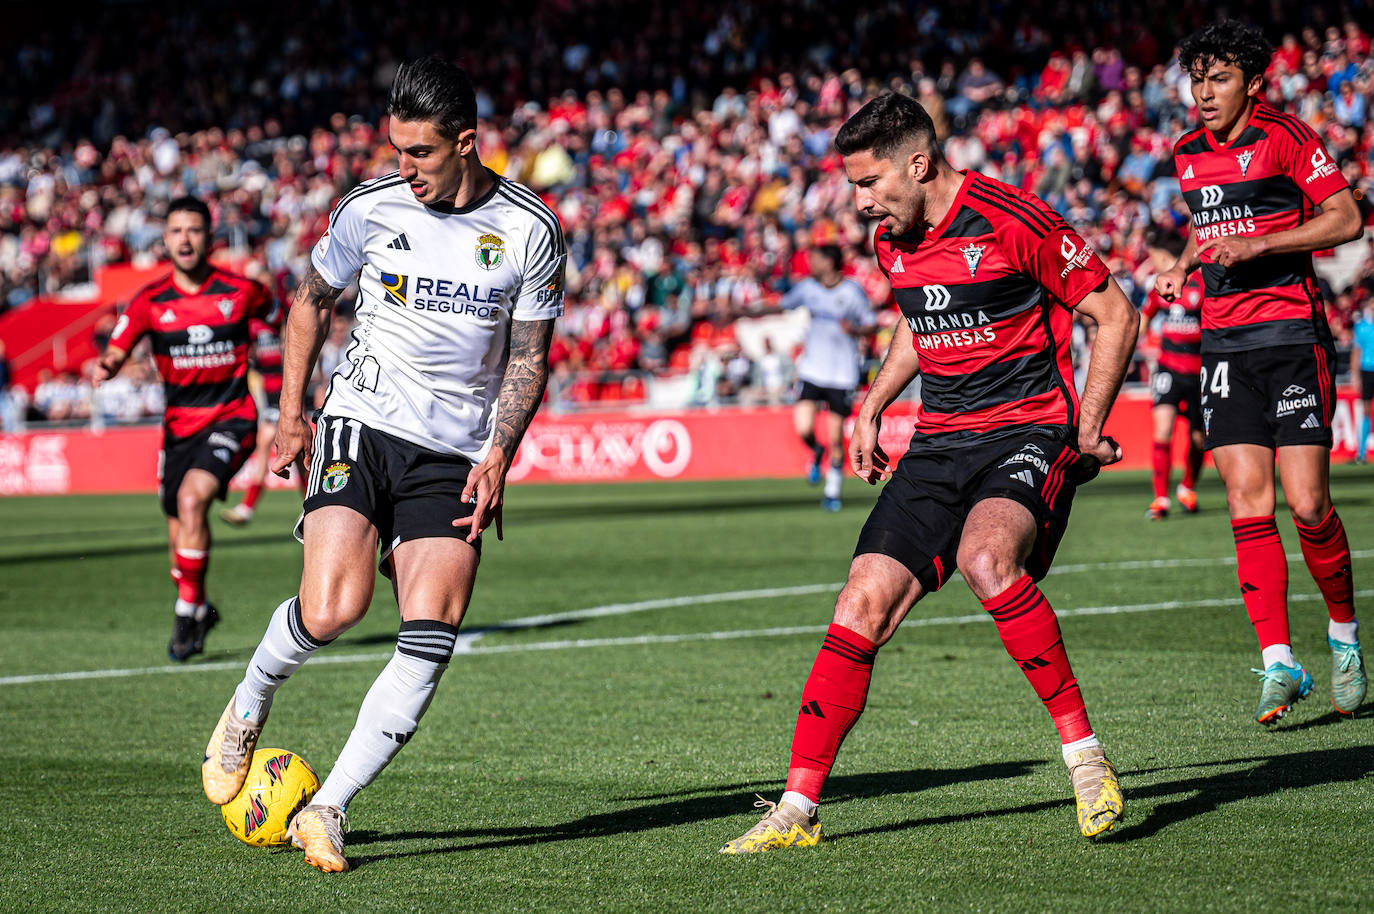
455,452,506,543
1153,267,1186,302
850,413,891,485
273,412,312,478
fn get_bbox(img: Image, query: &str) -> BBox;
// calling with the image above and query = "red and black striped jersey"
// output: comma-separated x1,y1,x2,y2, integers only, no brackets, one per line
1141,276,1203,375
109,266,274,439
249,302,285,397
876,171,1109,438
1174,103,1348,352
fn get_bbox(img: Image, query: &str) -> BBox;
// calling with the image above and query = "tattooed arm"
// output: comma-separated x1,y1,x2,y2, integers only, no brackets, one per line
456,317,556,541
272,263,345,477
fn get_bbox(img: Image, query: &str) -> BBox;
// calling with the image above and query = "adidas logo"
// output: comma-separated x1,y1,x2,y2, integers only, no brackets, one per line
159,310,176,323
1240,582,1259,593
798,700,826,718
1019,657,1052,672
382,729,415,745
1300,413,1320,429
1012,469,1035,486
386,233,412,251
1181,164,1194,180
890,254,905,273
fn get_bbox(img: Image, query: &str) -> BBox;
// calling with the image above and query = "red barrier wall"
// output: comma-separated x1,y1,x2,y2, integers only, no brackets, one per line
1,391,1366,495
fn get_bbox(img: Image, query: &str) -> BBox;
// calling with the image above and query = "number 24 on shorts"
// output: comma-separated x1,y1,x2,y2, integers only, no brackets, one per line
1201,361,1230,399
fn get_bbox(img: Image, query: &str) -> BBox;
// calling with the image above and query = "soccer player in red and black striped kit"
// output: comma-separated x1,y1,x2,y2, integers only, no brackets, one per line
220,291,307,526
1141,228,1206,520
722,92,1139,853
94,196,275,661
1155,22,1367,723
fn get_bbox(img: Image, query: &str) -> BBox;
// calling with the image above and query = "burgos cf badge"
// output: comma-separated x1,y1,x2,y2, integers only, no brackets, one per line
475,233,505,271
323,462,351,494
380,272,408,307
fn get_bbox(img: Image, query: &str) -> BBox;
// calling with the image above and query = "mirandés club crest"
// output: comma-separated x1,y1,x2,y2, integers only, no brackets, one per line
960,243,985,278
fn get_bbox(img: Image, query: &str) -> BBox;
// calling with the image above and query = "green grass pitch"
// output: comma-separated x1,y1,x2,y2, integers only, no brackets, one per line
1,469,1371,912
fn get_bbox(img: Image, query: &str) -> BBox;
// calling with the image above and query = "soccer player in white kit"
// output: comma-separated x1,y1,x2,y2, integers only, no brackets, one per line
200,56,565,873
780,245,877,510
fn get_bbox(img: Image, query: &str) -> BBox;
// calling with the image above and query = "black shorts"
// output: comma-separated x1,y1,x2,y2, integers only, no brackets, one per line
1360,369,1374,402
1201,344,1335,450
853,427,1088,593
797,381,854,415
158,419,257,518
299,415,480,573
1151,366,1203,431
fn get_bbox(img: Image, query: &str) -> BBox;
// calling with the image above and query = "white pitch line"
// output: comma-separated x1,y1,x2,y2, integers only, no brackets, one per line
2,585,1366,686
462,589,1373,655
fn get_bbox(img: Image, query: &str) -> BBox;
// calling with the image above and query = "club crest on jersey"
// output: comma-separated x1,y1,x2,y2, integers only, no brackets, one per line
1235,150,1253,177
322,462,350,494
475,233,505,271
380,272,409,307
960,243,985,278
217,298,234,319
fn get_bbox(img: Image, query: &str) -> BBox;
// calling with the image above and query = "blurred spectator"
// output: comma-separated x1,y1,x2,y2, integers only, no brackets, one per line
2,0,1372,417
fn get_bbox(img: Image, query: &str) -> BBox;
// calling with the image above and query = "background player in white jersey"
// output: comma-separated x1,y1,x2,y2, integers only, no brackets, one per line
775,245,876,510
199,56,564,873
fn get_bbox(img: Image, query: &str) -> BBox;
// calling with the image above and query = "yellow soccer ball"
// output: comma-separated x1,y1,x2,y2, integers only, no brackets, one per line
220,748,320,846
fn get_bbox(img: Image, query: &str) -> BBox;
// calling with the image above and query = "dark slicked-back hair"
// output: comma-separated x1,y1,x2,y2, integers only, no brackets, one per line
167,195,212,228
834,93,938,162
388,55,478,139
1178,20,1273,84
815,244,843,272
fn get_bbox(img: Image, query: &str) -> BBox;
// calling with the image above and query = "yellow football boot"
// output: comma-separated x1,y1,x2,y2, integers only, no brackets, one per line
201,697,264,805
288,804,350,873
1069,747,1124,837
720,796,823,854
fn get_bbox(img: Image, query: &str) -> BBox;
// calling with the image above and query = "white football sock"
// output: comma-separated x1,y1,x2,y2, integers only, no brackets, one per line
312,621,459,811
824,466,843,500
780,790,818,818
234,597,329,724
1329,619,1359,644
1261,643,1296,669
1061,734,1101,766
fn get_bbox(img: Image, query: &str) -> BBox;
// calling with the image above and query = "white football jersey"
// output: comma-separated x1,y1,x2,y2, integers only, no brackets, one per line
312,170,565,460
781,277,874,390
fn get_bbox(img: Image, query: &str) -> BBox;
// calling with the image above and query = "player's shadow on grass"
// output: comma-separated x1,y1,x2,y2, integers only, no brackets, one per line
0,532,290,566
342,759,1042,868
1098,743,1374,841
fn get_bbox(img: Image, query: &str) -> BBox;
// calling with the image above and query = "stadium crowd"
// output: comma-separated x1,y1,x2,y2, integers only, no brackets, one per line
3,0,1374,426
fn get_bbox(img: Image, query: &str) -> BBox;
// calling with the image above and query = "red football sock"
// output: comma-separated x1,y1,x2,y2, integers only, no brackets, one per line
785,624,877,803
174,548,208,605
983,576,1092,743
1294,507,1355,624
1231,517,1290,648
1152,442,1170,499
242,483,263,510
1182,443,1204,489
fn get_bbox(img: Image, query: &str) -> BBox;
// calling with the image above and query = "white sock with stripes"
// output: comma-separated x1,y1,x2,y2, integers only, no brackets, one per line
312,620,459,811
234,597,330,725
